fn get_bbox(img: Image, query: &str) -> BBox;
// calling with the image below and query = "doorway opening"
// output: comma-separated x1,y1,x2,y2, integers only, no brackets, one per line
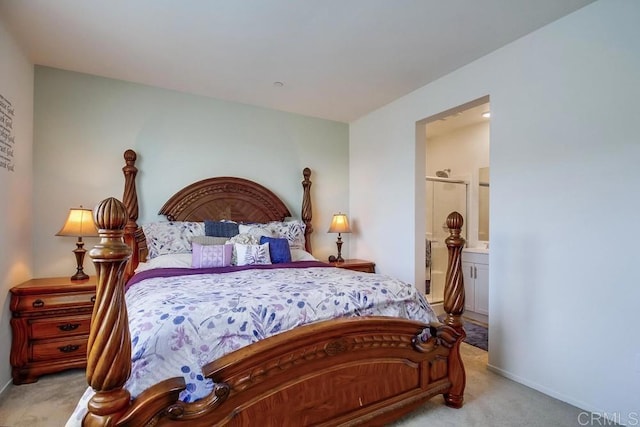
420,96,490,348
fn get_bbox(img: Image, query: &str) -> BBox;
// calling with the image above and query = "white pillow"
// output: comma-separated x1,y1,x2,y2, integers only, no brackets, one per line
235,242,272,266
135,253,193,273
290,248,318,262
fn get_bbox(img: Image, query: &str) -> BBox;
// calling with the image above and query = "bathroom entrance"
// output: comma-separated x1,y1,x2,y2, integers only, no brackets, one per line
423,95,490,307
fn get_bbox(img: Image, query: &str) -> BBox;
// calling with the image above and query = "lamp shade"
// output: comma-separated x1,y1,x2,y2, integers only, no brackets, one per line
328,213,351,234
56,207,99,237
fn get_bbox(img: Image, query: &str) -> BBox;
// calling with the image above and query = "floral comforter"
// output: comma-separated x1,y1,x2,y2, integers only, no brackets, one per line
67,262,436,425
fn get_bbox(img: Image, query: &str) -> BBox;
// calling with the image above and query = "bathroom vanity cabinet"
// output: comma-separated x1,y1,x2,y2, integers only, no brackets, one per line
462,249,489,323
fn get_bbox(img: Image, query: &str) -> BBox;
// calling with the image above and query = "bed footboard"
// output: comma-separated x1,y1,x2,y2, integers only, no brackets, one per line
119,318,463,426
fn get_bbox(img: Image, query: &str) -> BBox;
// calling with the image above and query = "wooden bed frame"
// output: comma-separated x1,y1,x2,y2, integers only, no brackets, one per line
83,149,467,426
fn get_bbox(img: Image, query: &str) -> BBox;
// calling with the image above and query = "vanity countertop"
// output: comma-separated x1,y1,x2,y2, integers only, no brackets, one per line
463,247,489,254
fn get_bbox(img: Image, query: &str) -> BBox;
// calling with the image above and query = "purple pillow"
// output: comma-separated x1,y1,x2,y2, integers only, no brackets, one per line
191,243,233,268
260,236,291,264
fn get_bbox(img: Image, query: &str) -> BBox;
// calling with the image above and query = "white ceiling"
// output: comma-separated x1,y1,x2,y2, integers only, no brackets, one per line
0,0,594,123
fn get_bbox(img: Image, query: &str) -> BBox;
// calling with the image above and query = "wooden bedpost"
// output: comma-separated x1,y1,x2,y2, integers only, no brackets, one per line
301,167,313,253
122,149,142,280
84,197,132,426
441,211,466,408
443,211,466,333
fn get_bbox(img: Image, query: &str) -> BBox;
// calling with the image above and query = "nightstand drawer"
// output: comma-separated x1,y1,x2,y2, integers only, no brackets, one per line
13,291,95,313
30,314,92,339
31,336,88,362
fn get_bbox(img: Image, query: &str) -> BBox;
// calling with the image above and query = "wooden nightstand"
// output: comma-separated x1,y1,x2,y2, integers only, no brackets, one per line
331,259,376,273
10,276,96,384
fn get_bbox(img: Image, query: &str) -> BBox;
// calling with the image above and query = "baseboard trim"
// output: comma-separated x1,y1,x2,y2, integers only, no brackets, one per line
0,377,11,398
486,363,621,423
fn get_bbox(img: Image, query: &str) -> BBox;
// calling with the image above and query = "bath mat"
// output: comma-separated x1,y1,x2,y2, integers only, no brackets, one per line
438,316,488,351
463,320,488,351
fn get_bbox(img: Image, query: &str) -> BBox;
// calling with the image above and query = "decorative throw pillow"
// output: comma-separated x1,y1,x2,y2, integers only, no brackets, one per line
235,243,271,266
142,221,205,259
259,236,291,264
191,243,233,268
238,223,277,239
226,233,259,265
191,236,229,246
267,220,306,250
204,220,239,238
239,221,306,250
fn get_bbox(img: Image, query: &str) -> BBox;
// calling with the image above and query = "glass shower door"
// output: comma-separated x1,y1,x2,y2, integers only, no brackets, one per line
425,179,467,304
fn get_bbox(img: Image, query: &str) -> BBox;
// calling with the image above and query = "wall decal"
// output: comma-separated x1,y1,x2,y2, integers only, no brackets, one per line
0,93,15,172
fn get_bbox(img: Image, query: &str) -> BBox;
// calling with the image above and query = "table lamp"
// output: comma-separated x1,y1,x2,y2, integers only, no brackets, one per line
56,206,99,281
328,213,351,263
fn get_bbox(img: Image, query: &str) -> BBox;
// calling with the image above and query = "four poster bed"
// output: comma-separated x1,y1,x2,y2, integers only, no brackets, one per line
71,149,467,426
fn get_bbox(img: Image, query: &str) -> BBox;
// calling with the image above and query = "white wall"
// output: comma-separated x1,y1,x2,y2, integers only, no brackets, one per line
0,19,34,392
427,120,490,248
33,67,349,278
426,121,490,179
351,0,640,423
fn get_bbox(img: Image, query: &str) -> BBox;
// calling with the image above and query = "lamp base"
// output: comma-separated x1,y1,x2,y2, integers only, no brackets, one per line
70,239,89,282
328,234,346,263
70,271,90,281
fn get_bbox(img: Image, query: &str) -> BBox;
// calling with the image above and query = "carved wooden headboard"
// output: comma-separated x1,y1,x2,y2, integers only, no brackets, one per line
159,177,292,223
119,150,313,279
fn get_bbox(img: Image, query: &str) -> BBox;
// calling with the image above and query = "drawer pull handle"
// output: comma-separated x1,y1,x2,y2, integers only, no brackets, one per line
32,299,45,308
58,344,80,353
91,295,96,303
58,323,80,331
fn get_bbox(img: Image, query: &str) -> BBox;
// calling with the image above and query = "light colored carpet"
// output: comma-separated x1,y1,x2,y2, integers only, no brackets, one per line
0,368,86,426
392,344,588,427
0,344,589,426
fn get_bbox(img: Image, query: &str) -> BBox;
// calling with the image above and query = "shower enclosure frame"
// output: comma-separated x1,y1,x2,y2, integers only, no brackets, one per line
425,176,468,304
